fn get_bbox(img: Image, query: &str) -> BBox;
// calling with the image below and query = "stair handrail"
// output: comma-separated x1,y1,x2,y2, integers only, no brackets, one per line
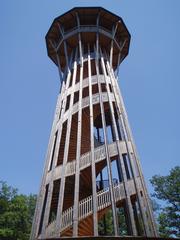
61,205,73,230
59,182,122,232
46,180,127,237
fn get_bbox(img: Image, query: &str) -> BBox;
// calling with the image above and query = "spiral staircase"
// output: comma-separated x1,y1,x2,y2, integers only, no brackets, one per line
42,141,138,238
45,181,137,238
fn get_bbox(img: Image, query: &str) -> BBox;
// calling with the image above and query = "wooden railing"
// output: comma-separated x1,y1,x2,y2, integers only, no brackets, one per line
61,206,73,230
79,195,93,220
66,141,117,176
46,141,127,184
45,219,56,237
46,181,127,236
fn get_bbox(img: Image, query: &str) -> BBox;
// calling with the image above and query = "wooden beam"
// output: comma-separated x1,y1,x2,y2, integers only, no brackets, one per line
101,51,137,236
73,43,83,236
88,45,98,236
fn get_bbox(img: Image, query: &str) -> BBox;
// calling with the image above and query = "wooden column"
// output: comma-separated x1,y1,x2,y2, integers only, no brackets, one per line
56,49,78,236
88,45,98,236
73,15,83,235
99,50,137,236
40,52,74,238
106,57,157,237
30,46,68,239
94,42,118,235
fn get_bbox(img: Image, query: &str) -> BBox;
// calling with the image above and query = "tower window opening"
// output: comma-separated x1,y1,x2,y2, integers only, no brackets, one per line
91,59,96,76
79,167,93,202
75,65,80,83
122,154,133,180
67,113,78,163
83,61,88,79
82,86,89,98
57,121,67,166
98,208,114,236
94,126,103,148
38,184,49,235
73,91,79,104
92,84,99,95
96,165,110,191
93,104,105,147
104,108,115,144
101,83,107,92
113,102,122,140
65,95,71,111
48,179,61,223
117,205,129,235
49,131,58,171
95,127,104,145
81,107,91,155
98,60,103,75
96,170,103,192
131,196,144,236
63,176,75,211
111,159,122,183
107,124,114,144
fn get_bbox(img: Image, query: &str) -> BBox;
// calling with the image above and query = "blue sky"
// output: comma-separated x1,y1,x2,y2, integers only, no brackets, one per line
1,0,179,195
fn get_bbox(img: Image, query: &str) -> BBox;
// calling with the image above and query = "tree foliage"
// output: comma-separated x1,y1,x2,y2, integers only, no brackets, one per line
0,181,36,240
98,209,114,235
150,166,180,238
98,208,128,236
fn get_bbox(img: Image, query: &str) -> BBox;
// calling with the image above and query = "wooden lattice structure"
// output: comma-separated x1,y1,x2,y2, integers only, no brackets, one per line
30,7,158,239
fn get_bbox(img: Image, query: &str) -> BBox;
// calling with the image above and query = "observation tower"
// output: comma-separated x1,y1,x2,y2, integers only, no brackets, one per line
31,7,158,239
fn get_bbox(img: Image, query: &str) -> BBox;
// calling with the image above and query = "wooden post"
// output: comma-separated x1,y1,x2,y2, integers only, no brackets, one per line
100,50,137,235
73,20,83,235
94,42,118,235
56,49,78,236
88,45,98,236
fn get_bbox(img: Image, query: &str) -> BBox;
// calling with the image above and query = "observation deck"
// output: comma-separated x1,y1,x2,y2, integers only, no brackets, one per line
46,7,130,72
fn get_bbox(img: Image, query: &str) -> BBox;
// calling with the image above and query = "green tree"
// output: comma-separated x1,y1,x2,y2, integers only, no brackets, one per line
98,209,114,235
98,208,128,236
150,166,180,238
0,181,36,240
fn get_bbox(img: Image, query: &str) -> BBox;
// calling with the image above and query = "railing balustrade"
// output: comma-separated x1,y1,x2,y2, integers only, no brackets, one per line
61,206,73,230
46,181,129,235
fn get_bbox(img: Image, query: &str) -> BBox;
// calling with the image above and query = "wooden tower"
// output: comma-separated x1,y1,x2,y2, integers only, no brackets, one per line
30,7,158,239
